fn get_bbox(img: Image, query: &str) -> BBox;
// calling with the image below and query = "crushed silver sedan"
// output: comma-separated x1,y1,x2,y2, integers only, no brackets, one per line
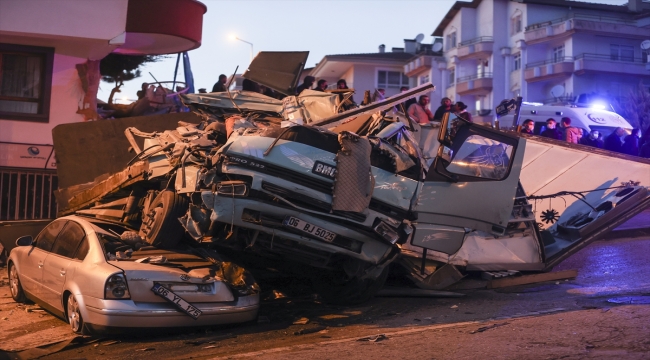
7,215,259,334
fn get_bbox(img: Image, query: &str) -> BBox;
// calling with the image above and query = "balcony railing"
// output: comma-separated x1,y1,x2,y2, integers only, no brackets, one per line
457,72,493,82
458,36,494,47
526,57,573,68
574,53,646,64
0,169,58,221
525,13,635,31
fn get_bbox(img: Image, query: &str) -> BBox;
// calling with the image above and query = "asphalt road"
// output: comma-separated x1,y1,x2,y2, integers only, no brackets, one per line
2,233,649,359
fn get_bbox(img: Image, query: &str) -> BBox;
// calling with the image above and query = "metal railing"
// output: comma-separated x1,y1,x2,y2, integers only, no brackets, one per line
0,169,58,221
525,13,636,31
574,53,646,64
526,57,574,68
458,36,494,47
457,72,493,83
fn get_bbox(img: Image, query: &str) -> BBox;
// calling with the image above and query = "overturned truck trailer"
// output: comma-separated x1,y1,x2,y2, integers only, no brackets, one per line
53,52,650,304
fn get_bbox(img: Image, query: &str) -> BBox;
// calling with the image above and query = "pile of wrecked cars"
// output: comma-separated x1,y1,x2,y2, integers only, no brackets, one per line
51,52,650,307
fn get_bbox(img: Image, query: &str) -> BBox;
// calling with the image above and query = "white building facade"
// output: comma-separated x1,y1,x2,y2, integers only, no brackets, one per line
431,0,650,124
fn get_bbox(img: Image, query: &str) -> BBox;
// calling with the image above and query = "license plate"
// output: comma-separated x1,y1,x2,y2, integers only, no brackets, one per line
283,216,337,242
151,283,202,319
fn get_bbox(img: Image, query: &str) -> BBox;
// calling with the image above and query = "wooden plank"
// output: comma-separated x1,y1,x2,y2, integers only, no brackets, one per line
487,270,577,289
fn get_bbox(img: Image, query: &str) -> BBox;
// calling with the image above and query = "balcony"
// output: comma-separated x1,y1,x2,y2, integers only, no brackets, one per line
524,58,574,83
456,73,493,96
574,53,648,76
404,56,434,77
457,37,494,60
524,14,650,45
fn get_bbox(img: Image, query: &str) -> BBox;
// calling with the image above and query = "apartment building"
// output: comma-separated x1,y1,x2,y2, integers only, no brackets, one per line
432,0,650,124
0,0,205,221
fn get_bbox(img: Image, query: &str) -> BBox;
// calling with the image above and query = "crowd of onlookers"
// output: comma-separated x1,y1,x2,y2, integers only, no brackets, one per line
520,117,650,158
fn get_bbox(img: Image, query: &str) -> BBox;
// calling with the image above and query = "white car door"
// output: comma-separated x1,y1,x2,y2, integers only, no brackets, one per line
20,220,67,299
41,220,87,312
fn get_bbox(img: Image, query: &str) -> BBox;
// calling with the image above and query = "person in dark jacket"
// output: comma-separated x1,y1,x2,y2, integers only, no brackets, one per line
540,118,563,140
639,128,650,158
295,75,315,95
581,130,604,148
621,128,640,156
520,119,534,134
433,97,452,121
313,79,328,92
211,74,228,92
454,101,472,122
336,79,356,110
603,127,626,153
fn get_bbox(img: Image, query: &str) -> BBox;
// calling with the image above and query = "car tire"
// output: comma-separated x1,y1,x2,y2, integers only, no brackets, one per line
311,266,389,305
67,294,89,335
8,262,26,303
140,190,189,249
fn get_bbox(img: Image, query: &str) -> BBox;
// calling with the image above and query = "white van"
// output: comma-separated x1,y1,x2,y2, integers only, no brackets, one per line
497,104,633,137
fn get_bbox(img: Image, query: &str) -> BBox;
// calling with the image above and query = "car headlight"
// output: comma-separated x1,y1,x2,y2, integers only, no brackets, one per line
104,273,131,299
216,180,248,197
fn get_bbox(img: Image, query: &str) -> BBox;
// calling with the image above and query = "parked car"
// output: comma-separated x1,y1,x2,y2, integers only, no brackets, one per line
7,215,259,334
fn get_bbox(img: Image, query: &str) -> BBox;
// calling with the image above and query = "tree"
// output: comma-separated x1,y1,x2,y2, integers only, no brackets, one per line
99,54,162,104
620,82,650,134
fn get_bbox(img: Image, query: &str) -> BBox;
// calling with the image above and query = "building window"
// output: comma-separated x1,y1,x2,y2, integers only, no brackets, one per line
446,32,457,50
0,44,54,122
610,44,634,62
511,15,522,35
419,75,430,85
513,53,521,70
448,68,455,85
377,70,408,89
553,45,565,63
643,50,649,64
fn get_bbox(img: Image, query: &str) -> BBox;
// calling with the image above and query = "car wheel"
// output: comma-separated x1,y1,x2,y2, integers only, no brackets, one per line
139,190,189,249
67,294,88,334
311,266,389,305
8,262,26,303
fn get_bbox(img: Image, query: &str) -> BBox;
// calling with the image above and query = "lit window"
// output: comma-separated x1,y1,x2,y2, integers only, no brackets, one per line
610,44,634,62
377,70,409,89
553,45,565,63
513,53,521,70
0,43,53,122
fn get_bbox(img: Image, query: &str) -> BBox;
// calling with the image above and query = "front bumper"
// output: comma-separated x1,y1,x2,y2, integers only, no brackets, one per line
81,294,259,328
205,195,394,266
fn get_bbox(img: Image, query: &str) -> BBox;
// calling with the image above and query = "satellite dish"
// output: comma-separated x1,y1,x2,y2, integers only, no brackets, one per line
432,42,443,52
641,40,650,50
551,84,565,98
415,33,425,43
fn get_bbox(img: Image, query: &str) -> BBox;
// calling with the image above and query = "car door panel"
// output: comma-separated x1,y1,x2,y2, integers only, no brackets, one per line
20,220,67,299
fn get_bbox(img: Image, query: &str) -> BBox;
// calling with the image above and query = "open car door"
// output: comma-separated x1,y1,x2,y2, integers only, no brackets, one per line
411,115,525,255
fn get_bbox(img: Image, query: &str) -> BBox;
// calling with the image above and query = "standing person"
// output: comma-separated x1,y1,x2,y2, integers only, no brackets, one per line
520,119,535,134
621,128,640,156
313,79,328,92
454,102,472,123
433,97,452,121
336,79,356,110
295,75,315,95
212,74,228,92
540,118,563,140
560,117,581,144
407,95,434,124
604,127,626,152
400,86,417,113
581,130,604,148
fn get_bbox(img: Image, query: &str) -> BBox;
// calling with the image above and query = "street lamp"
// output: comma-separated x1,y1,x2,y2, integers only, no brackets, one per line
230,35,254,62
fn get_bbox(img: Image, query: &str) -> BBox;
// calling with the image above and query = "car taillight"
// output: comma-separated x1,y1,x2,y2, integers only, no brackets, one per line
105,273,131,299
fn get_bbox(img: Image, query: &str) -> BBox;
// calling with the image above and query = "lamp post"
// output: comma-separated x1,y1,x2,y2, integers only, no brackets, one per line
233,36,254,62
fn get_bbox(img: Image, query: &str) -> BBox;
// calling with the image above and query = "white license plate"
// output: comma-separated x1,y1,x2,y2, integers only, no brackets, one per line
283,216,337,242
151,283,202,319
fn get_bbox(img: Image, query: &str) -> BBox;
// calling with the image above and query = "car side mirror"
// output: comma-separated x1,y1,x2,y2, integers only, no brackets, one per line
16,235,34,247
437,112,452,147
